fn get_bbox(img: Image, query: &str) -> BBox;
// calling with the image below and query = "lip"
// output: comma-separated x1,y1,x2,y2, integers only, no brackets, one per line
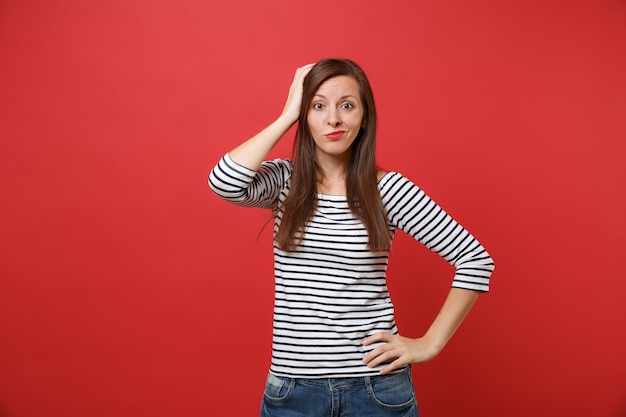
324,131,346,140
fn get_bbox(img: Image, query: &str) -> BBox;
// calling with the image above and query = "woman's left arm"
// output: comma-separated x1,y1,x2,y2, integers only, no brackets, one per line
364,173,495,374
363,287,479,374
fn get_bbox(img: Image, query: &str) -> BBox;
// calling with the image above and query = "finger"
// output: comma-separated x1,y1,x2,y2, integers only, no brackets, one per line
364,348,398,369
362,345,386,364
295,63,314,80
290,64,314,94
298,63,315,72
363,332,393,345
380,358,406,375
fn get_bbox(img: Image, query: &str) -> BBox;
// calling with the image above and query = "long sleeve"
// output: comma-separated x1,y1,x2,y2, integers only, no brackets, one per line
380,172,495,292
208,153,291,209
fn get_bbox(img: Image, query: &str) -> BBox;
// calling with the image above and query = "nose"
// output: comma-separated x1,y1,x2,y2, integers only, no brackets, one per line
327,108,341,127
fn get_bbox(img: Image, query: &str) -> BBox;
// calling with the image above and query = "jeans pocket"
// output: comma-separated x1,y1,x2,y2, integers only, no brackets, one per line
365,367,417,411
263,373,294,402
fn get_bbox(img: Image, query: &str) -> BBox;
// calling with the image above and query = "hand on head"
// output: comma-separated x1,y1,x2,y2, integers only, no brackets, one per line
281,63,315,124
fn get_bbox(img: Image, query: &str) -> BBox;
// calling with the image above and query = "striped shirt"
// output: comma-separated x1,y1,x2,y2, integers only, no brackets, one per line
209,153,494,378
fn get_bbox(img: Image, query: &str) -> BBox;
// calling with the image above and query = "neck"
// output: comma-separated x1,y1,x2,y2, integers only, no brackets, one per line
316,160,349,195
316,149,351,178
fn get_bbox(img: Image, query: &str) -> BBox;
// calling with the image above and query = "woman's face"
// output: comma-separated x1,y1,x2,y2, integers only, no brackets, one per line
306,75,364,162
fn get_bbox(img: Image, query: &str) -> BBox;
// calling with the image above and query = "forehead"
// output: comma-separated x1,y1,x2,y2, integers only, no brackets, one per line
314,75,360,97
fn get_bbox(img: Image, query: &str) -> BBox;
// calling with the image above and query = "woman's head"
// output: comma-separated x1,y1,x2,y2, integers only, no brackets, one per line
277,58,390,252
295,58,377,168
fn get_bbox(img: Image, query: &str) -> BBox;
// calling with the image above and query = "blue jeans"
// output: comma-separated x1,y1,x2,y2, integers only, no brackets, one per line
260,366,418,417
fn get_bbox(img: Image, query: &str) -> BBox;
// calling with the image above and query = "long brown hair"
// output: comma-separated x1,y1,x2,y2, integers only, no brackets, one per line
275,58,391,252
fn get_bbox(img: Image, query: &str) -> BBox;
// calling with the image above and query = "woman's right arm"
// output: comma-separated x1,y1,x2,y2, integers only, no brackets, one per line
227,63,314,171
208,64,314,208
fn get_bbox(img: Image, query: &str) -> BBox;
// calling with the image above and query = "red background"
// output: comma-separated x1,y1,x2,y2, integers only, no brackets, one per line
1,1,625,416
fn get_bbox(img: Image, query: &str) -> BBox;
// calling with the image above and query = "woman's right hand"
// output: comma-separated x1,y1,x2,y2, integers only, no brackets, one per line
280,63,315,124
226,63,315,171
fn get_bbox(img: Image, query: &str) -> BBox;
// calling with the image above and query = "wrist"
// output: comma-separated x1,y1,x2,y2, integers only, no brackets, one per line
277,111,298,127
420,333,446,358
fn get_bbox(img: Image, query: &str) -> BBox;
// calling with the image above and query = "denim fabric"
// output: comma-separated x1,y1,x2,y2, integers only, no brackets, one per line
260,366,418,417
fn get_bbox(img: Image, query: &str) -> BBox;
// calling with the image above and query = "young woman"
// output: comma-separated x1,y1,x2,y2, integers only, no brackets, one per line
209,58,494,417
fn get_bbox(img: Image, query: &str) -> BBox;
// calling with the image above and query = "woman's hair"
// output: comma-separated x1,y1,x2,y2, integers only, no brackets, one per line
275,58,391,252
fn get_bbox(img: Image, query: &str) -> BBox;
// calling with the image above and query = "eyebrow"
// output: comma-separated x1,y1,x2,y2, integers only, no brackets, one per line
313,94,358,100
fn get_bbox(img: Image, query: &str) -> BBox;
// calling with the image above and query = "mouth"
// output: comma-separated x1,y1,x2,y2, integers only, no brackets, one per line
324,131,346,140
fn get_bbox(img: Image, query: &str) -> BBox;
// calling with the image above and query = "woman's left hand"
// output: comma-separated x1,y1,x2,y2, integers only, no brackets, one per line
363,288,480,374
362,333,441,375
